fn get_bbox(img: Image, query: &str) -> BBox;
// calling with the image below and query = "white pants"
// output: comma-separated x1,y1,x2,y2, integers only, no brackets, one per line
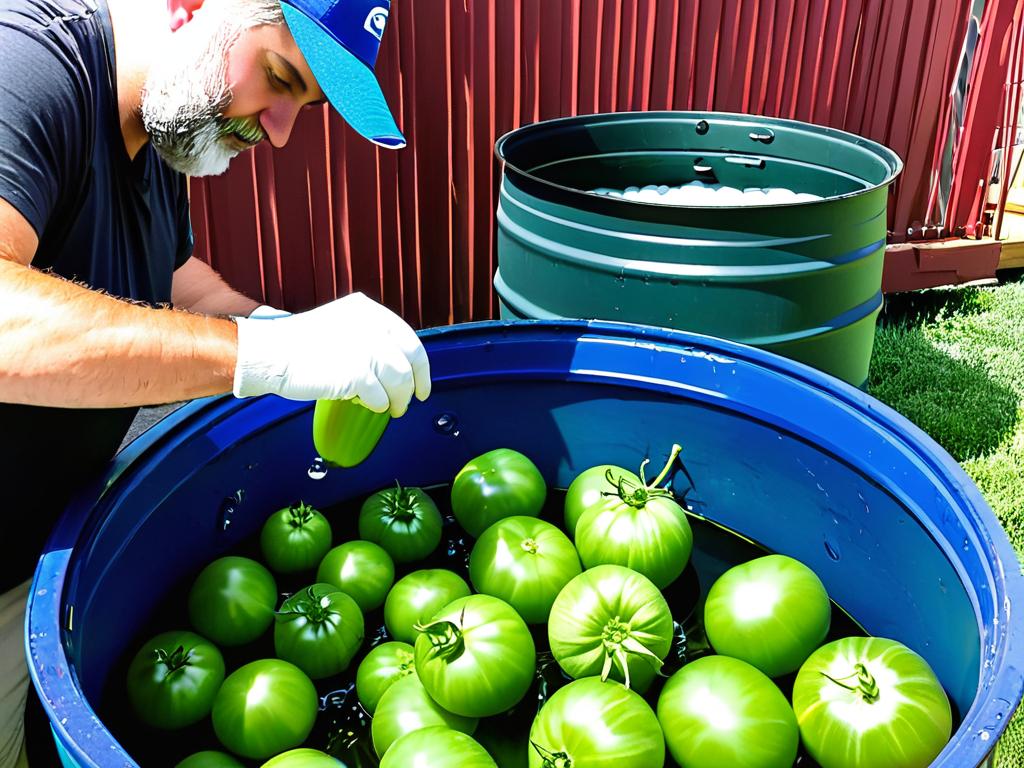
0,581,30,768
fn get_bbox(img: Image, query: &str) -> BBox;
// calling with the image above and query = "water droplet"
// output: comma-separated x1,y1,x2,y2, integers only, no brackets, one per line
307,457,328,480
824,538,841,561
220,490,245,531
434,413,459,434
963,539,970,551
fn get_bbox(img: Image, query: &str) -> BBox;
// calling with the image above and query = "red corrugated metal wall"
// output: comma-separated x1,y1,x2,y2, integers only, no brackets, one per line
191,0,1008,325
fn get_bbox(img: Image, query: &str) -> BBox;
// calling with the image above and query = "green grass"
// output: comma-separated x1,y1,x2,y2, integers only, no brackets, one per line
868,276,1024,766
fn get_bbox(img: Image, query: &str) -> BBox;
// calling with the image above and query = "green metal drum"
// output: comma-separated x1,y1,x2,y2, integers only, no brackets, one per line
494,111,903,386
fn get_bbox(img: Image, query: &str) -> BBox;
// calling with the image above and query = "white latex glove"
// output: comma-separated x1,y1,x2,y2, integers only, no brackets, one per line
233,292,431,415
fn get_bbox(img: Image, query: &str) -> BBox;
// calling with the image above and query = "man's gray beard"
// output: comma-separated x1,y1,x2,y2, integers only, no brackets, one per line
140,17,243,177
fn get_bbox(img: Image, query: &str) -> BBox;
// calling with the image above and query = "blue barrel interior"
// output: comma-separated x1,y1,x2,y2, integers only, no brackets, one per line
27,321,1024,767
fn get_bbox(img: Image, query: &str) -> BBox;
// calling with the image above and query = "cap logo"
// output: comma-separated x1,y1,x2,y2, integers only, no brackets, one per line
364,6,388,40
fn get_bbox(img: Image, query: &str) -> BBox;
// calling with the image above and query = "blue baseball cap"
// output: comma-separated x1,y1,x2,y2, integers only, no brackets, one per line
279,0,405,149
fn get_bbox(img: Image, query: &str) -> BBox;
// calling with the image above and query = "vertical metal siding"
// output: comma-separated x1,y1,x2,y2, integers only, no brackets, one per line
191,0,1013,323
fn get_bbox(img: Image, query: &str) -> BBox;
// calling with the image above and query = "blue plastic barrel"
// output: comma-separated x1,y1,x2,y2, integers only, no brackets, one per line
27,321,1024,767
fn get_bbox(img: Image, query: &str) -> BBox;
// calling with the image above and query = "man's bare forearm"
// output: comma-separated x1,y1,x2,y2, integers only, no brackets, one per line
0,259,238,408
172,256,260,317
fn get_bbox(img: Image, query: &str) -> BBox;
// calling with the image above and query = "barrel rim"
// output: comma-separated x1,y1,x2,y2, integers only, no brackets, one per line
494,110,905,213
27,320,1020,768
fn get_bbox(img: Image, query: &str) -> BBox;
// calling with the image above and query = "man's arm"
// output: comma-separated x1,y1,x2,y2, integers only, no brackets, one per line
0,199,238,408
172,256,261,317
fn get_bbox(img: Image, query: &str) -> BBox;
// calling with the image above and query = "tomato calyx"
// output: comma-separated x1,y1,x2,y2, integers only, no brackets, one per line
601,444,684,508
821,663,880,703
394,647,416,676
520,537,540,555
154,645,193,679
381,481,419,522
416,609,468,662
277,587,340,625
530,740,572,768
287,501,318,529
600,615,664,689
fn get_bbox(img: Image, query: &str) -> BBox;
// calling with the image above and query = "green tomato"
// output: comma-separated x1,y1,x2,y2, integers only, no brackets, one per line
657,655,798,768
261,749,345,767
528,677,664,768
316,540,394,611
355,641,417,714
469,516,581,624
359,483,443,563
274,583,364,679
371,673,478,758
313,397,390,468
451,449,546,537
384,569,471,644
572,449,693,589
704,554,831,677
260,502,333,574
548,564,673,692
792,636,952,768
188,557,277,647
563,464,621,537
211,659,318,761
415,594,536,718
381,727,497,768
126,630,224,730
175,751,245,768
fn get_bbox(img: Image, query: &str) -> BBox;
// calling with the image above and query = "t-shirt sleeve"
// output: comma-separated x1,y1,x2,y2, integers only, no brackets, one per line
175,180,195,269
0,22,84,238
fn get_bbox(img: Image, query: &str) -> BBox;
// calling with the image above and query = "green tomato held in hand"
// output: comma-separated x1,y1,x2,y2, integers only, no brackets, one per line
657,655,798,768
126,631,224,730
704,554,831,677
792,637,952,768
451,449,546,537
359,483,443,563
316,540,394,611
188,557,277,647
260,502,332,574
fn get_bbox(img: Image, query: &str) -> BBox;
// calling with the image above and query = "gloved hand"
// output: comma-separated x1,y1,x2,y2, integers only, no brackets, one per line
233,292,431,416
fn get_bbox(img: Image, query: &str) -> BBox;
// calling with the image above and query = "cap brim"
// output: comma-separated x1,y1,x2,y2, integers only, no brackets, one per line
281,3,406,149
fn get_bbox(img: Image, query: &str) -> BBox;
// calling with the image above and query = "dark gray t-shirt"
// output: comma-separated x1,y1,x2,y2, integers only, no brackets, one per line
0,0,193,590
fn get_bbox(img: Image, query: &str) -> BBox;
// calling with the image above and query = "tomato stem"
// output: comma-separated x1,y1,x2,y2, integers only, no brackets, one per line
822,663,880,703
530,741,572,768
599,616,664,689
648,444,683,488
601,445,684,508
415,618,466,662
384,480,419,521
154,645,192,677
288,501,316,528
276,586,338,625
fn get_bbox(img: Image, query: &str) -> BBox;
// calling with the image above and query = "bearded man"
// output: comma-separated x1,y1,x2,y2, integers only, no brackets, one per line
0,1,429,764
